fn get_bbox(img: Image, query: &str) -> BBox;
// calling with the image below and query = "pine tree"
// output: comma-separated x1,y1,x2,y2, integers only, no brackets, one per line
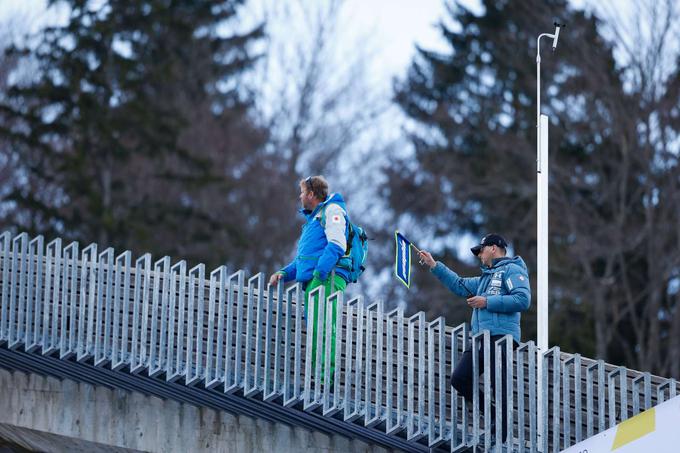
388,0,680,375
0,0,268,266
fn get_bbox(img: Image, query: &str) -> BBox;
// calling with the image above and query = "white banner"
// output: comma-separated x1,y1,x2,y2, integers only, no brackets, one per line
562,394,680,452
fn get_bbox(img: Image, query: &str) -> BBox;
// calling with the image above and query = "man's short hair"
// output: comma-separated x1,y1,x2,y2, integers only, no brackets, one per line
300,175,329,201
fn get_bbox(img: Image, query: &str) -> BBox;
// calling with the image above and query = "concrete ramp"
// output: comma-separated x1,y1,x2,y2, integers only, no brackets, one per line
0,368,390,453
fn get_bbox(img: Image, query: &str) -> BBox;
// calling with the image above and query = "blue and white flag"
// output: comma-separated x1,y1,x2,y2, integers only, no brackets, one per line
394,231,412,288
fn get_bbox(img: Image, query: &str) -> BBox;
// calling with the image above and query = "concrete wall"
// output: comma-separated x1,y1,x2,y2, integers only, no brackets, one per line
0,369,394,453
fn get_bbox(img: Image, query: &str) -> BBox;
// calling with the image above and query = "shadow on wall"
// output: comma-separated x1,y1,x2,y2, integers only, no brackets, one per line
0,438,33,452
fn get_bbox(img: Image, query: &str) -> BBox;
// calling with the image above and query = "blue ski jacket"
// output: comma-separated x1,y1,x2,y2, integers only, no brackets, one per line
431,256,531,343
279,193,350,285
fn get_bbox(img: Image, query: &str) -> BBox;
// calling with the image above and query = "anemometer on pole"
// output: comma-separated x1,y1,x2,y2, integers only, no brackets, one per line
536,21,563,355
536,21,563,448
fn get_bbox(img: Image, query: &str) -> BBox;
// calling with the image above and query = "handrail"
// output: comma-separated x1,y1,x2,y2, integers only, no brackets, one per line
0,231,676,452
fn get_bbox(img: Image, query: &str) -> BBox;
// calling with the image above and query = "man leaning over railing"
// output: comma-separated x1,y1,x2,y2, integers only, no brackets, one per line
418,234,531,442
268,175,352,382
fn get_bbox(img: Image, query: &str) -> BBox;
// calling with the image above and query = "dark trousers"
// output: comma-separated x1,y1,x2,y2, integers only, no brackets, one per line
450,334,517,440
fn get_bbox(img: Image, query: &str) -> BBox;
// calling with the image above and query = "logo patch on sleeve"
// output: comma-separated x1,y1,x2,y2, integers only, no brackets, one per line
331,215,342,223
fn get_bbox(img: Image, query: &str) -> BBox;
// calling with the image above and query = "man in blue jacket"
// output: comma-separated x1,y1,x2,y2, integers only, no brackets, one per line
269,175,351,380
418,234,531,441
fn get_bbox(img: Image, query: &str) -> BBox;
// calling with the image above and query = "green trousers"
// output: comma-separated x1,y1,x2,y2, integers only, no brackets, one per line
304,274,347,381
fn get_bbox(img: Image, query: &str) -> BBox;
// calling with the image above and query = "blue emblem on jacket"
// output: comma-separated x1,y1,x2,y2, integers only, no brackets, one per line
280,193,351,284
431,256,531,343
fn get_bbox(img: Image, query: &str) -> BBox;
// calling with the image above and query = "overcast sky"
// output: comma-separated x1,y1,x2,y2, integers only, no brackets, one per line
1,0,451,84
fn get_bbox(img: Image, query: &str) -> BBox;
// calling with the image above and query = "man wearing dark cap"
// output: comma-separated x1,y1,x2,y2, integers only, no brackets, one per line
418,234,531,441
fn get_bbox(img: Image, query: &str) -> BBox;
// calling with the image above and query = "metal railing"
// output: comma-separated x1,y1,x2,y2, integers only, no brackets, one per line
0,231,677,452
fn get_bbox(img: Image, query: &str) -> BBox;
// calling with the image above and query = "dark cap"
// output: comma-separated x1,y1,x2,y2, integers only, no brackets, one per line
470,234,508,256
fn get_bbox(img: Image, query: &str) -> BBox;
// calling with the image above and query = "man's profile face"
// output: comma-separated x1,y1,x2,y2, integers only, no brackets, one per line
299,184,315,210
477,245,496,267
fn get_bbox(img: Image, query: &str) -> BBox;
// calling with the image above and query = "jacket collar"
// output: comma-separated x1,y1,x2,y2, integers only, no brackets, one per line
299,197,328,219
480,256,511,272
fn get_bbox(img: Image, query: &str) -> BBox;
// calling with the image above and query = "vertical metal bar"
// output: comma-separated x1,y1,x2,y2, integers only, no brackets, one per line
670,379,678,398
283,284,300,406
503,335,514,450
185,263,204,386
148,256,169,376
608,368,617,428
407,312,426,441
41,238,60,355
130,254,150,374
9,233,28,349
586,362,596,438
386,307,403,435
283,283,303,406
244,273,256,394
342,296,363,421
0,232,11,345
25,235,44,353
21,235,38,351
207,266,227,389
157,257,172,378
64,243,79,359
112,251,131,371
495,337,503,446
528,341,537,453
429,317,446,447
15,233,28,349
427,318,436,445
253,273,265,394
167,259,186,381
323,292,343,416
233,271,246,391
552,348,561,453
573,355,582,443
204,266,219,388
632,374,643,416
83,243,98,361
643,372,651,411
58,240,70,356
450,323,468,451
482,332,491,453
50,239,64,356
332,289,344,413
244,273,263,397
104,248,115,364
657,380,668,404
517,343,527,452
303,284,324,410
540,347,549,453
563,356,574,449
225,270,244,393
470,332,481,448
313,285,326,406
59,243,77,359
263,282,276,399
608,366,628,426
272,282,290,396
7,233,17,347
619,367,628,421
364,300,384,427
95,248,114,366
597,360,606,433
